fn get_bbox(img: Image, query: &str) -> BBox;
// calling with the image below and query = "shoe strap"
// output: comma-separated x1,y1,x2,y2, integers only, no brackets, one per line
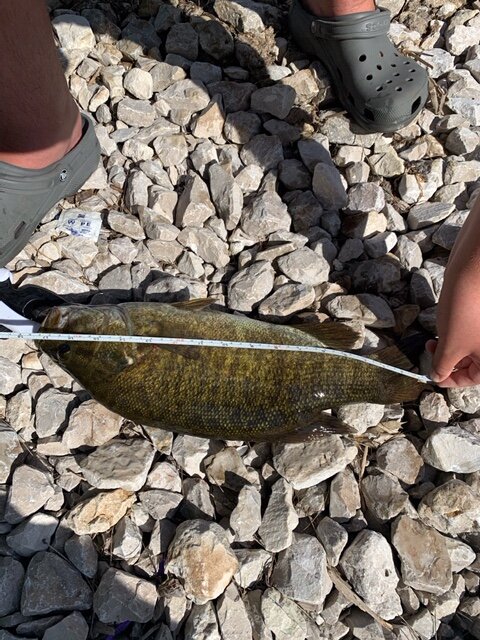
311,8,391,40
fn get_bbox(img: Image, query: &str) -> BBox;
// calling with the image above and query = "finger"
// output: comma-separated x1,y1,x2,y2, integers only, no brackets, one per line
454,356,473,370
431,342,463,383
437,362,480,388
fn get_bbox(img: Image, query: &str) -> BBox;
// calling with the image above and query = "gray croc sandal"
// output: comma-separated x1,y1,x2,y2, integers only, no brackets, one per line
0,112,101,267
289,1,429,132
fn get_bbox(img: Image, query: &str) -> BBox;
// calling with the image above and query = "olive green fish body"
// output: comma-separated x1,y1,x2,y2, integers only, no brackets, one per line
37,303,425,441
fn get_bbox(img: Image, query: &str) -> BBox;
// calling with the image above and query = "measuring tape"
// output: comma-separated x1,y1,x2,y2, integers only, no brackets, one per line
0,329,432,384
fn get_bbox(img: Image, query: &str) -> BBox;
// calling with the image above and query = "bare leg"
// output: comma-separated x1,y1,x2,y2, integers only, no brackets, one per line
0,0,82,169
303,0,375,17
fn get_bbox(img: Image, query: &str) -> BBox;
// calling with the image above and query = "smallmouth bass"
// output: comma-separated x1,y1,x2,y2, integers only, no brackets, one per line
37,299,427,441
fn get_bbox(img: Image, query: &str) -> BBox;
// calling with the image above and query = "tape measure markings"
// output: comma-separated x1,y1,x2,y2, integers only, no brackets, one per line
0,330,432,384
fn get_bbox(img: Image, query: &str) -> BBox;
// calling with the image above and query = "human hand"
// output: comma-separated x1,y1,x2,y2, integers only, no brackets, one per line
427,197,480,387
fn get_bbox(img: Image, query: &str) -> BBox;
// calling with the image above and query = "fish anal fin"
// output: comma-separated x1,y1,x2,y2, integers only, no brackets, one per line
170,298,216,312
290,321,361,350
261,412,355,443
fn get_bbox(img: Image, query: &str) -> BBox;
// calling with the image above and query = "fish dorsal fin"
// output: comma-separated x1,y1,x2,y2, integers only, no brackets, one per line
290,321,361,350
369,345,413,370
170,298,216,312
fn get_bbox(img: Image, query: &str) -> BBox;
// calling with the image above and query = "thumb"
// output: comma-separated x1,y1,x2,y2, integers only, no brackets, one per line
430,339,462,383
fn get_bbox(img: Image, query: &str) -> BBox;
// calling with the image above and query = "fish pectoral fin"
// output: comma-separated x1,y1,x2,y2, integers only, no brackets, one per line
155,344,201,361
170,298,216,311
290,321,361,350
274,412,355,443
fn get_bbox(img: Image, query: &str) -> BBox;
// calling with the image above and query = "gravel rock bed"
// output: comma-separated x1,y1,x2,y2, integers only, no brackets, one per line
0,0,480,638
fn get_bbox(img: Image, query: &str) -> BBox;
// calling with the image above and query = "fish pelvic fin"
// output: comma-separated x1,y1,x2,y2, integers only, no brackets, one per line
290,321,361,349
170,298,216,311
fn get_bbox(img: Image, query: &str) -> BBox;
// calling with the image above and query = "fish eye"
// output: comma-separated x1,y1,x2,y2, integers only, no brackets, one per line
57,343,71,357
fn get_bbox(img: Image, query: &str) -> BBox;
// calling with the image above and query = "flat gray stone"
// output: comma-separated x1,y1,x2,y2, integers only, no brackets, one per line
5,465,55,524
392,515,452,595
52,15,95,51
361,473,409,522
62,400,123,449
166,519,238,604
6,513,58,557
184,602,221,640
345,182,385,213
376,437,423,485
0,557,24,616
422,421,480,473
79,437,155,491
315,517,348,566
21,552,91,616
228,261,275,312
271,533,332,605
326,293,395,328
208,163,243,230
240,134,284,171
177,227,229,268
277,247,330,286
216,583,253,640
230,484,262,542
93,568,157,623
273,437,357,490
43,612,89,640
64,534,98,579
258,478,298,552
418,480,480,536
261,588,307,640
251,85,296,119
339,530,402,620
117,97,157,127
241,190,291,241
407,202,454,230
0,422,22,483
313,163,348,210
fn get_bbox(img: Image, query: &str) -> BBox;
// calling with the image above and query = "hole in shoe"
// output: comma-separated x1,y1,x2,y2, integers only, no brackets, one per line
376,86,383,92
14,222,26,239
386,79,392,84
407,77,413,82
411,96,421,113
396,87,403,92
404,61,410,65
394,73,400,77
359,54,367,61
377,65,382,70
379,51,384,57
366,74,373,80
364,108,375,121
391,63,397,68
410,69,416,73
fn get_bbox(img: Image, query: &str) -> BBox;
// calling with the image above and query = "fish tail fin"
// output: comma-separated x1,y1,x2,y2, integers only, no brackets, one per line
382,369,427,403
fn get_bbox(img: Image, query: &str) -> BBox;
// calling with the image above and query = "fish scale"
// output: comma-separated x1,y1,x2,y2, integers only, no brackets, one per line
34,301,428,442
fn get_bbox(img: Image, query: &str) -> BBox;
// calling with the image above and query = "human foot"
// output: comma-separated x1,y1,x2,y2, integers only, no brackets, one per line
288,0,429,132
0,113,100,267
